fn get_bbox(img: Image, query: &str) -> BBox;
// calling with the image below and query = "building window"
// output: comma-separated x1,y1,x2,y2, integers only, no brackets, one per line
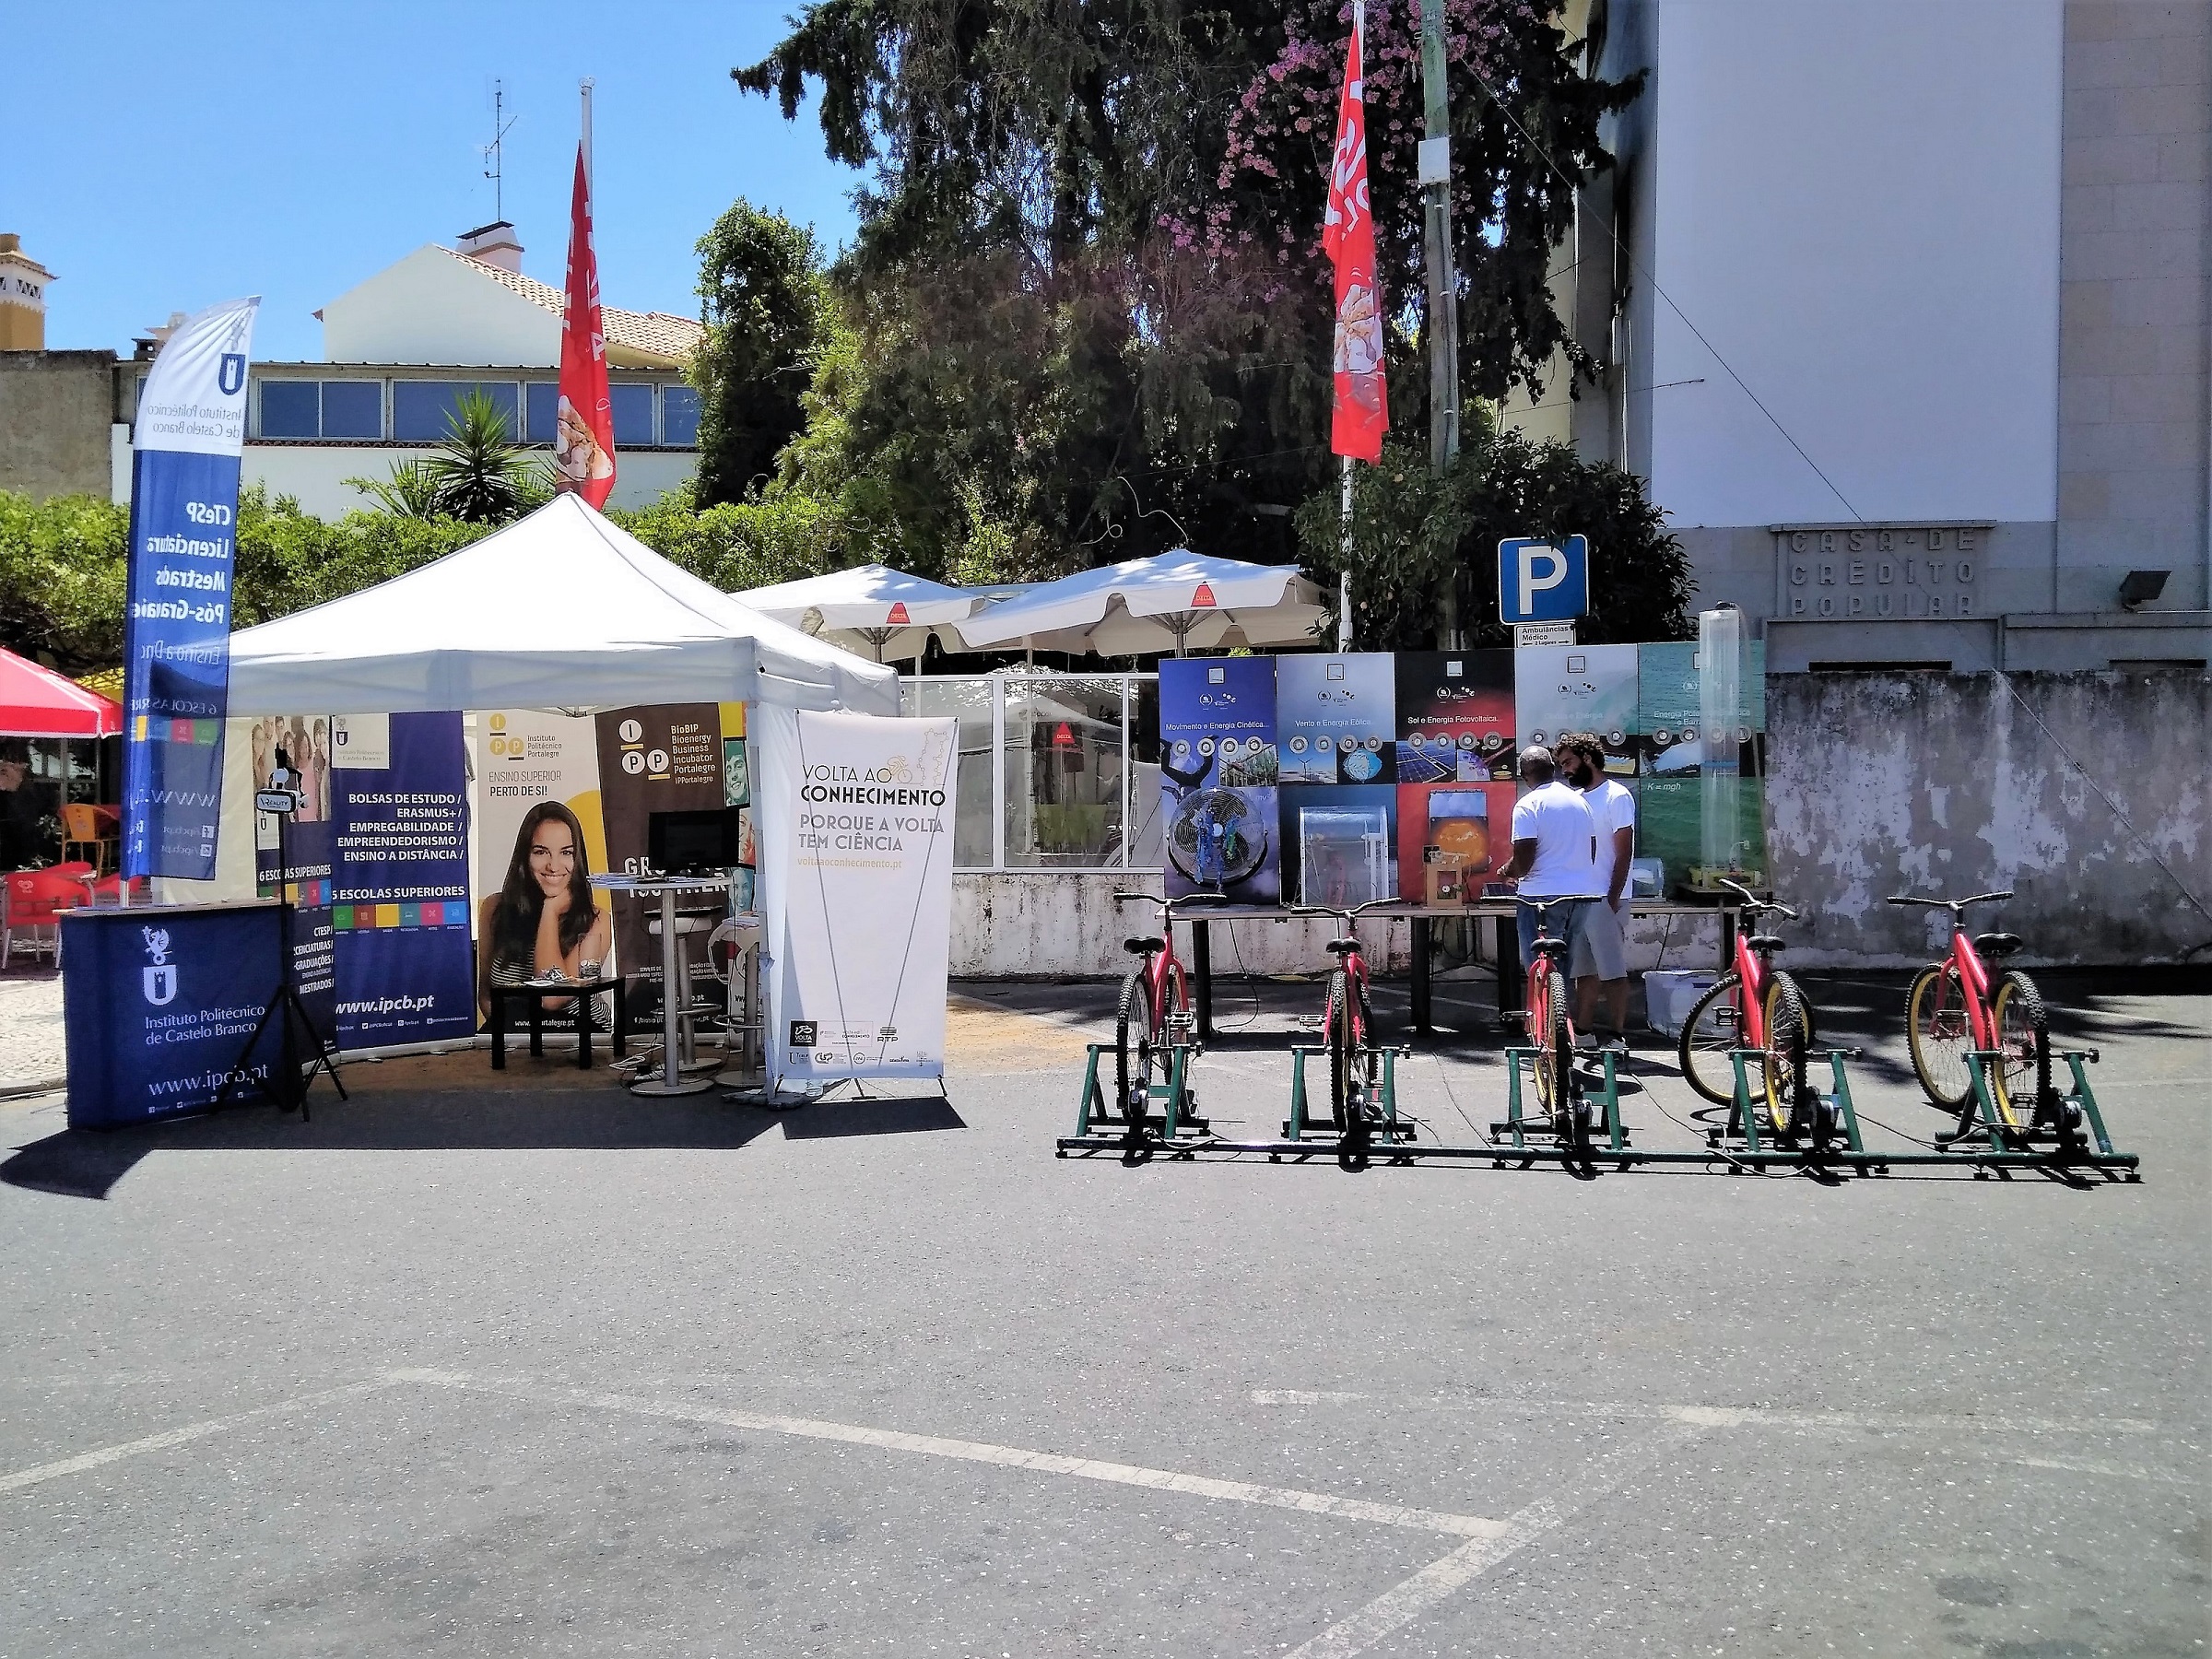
320,381,382,440
524,382,559,445
259,381,320,440
392,381,520,442
662,383,701,448
610,383,655,447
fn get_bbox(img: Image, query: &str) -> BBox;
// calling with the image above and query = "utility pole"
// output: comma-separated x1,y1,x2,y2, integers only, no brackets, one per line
1418,0,1465,647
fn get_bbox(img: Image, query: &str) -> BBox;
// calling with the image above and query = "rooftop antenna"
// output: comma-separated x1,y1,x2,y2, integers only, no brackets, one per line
482,79,519,220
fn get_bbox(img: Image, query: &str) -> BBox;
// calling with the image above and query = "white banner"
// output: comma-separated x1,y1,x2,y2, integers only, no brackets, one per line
758,706,956,1084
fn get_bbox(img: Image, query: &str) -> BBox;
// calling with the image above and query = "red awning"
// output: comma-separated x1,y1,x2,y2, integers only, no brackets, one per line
0,647,124,739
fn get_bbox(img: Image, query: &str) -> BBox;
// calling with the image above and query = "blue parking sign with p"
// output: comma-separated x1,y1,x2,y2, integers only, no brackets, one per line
1498,535,1589,624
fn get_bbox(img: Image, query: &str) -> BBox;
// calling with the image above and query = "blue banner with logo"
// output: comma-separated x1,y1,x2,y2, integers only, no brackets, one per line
63,904,286,1129
121,297,259,881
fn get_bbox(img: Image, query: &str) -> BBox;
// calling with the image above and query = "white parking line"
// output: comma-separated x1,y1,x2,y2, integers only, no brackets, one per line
390,1370,1512,1537
1284,1425,1704,1659
0,1378,397,1495
1251,1389,2165,1437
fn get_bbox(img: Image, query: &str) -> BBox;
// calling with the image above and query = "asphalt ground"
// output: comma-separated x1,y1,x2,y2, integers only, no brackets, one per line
0,967,2204,1656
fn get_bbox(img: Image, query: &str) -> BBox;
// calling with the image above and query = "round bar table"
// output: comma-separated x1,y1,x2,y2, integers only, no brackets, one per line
591,873,731,1096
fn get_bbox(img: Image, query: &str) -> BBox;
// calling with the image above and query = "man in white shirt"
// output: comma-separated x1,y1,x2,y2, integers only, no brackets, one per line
1495,744,1603,975
1559,734,1635,1046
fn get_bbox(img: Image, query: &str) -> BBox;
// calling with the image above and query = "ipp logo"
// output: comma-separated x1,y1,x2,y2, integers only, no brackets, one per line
141,926,177,1006
218,354,247,397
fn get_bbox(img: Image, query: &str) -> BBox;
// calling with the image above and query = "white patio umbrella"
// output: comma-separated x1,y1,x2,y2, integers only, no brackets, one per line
948,552,1327,657
738,564,979,665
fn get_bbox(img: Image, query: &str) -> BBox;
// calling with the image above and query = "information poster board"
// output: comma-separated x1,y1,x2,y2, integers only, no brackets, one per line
1276,653,1396,784
327,712,475,1047
1159,659,1281,903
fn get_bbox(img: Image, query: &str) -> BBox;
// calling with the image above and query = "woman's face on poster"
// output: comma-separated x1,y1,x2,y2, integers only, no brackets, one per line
528,818,576,898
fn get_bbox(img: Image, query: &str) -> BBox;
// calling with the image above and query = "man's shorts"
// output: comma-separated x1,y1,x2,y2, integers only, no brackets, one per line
1571,896,1628,982
1517,896,1594,971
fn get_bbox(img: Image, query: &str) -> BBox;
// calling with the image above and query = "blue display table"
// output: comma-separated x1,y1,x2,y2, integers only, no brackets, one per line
63,901,288,1130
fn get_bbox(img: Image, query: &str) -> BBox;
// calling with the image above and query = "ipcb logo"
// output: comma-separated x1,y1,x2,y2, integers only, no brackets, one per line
141,925,177,1006
218,354,247,396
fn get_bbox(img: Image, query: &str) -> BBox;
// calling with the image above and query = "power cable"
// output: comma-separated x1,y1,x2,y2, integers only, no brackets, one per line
1464,66,1865,524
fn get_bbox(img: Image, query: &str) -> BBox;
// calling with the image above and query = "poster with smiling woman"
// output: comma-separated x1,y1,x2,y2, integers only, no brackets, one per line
476,801,615,1020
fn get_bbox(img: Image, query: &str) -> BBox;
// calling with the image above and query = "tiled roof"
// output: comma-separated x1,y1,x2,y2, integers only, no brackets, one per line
436,247,706,366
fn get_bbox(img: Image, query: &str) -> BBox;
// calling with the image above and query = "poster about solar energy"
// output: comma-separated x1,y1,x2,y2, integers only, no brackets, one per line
1157,657,1282,902
1394,649,1515,782
1276,653,1396,784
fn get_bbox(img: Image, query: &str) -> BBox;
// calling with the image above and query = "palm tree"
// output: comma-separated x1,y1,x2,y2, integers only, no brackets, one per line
421,390,549,523
345,457,443,517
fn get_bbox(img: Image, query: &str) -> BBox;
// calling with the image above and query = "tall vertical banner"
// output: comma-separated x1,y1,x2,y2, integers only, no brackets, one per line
121,297,260,879
1324,13,1386,463
554,145,617,507
757,707,957,1086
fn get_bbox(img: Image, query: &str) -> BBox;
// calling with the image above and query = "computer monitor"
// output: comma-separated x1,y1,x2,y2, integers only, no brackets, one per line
649,807,744,877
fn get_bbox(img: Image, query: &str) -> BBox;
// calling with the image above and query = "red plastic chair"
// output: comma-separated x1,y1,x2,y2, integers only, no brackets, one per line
2,863,94,971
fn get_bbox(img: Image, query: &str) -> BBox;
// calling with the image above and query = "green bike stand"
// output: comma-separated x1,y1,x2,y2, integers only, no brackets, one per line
1487,1046,1629,1169
1271,1045,1415,1162
1057,1041,1208,1158
1939,1048,2140,1182
1711,1047,1874,1172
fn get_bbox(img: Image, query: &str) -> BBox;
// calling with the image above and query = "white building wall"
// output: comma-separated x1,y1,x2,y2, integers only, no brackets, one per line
1643,0,2065,531
320,247,562,367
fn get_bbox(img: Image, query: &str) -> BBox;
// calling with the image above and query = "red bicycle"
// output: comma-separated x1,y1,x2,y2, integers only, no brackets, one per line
1677,879,1821,1138
1110,892,1214,1123
1292,898,1399,1155
1517,897,1594,1159
1888,889,2056,1133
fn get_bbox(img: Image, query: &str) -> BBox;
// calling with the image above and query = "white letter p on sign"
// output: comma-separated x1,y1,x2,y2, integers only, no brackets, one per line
1518,544,1568,615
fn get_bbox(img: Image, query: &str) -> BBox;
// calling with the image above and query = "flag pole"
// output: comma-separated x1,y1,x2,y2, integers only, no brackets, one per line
1338,460,1353,652
1339,0,1365,655
581,77,594,197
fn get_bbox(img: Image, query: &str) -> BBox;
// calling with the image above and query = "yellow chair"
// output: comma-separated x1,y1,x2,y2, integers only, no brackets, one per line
60,804,117,874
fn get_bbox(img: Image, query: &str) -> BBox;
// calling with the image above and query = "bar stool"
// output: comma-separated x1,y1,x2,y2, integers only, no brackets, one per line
645,908,723,1073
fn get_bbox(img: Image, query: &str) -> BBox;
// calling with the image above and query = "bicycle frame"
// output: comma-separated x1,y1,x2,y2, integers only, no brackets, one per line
1942,928,1999,1050
1728,933,1771,1050
1304,898,1396,1052
1521,901,1579,1040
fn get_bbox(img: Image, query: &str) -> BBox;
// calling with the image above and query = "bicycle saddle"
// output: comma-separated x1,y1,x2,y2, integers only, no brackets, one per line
1974,932,2024,957
1746,934,1787,953
1123,935,1164,956
1325,938,1360,957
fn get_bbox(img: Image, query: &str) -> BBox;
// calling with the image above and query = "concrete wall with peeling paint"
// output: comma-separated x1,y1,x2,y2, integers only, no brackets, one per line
1768,671,2211,966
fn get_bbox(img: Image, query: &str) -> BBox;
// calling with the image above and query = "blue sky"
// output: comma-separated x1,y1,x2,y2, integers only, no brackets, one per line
10,2,864,361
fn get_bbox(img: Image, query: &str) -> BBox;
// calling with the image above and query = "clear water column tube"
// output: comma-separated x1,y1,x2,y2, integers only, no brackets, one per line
1698,607,1746,877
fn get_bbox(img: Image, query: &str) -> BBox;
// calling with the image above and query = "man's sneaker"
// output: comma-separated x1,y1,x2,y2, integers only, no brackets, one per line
1601,1031,1630,1053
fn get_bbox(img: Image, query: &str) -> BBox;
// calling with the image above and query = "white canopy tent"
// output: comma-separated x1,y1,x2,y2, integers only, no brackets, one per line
738,564,979,665
949,551,1326,657
229,494,900,716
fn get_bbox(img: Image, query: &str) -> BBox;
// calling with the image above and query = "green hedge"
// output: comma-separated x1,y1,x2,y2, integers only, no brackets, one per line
0,486,853,678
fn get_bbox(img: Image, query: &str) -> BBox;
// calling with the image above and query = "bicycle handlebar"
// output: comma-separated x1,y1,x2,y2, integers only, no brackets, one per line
1717,876,1796,919
1288,897,1406,924
1112,890,1237,913
1886,889,2014,913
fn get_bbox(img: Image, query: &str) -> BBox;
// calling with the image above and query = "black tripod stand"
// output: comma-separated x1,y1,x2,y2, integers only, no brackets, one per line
215,748,347,1119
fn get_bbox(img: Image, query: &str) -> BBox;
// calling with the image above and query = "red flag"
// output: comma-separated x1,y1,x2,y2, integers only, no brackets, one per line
1324,15,1387,464
555,145,617,507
